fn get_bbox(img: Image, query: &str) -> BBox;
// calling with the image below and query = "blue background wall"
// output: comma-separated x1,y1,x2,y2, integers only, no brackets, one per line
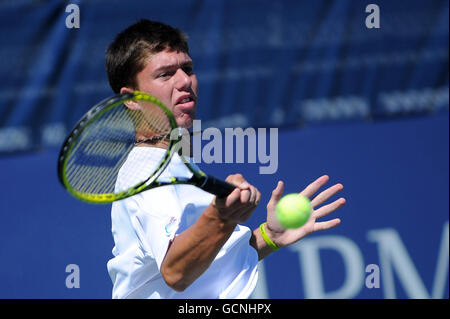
0,0,448,298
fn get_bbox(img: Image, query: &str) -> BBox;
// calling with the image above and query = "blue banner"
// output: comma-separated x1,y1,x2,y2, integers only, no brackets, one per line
0,0,448,153
0,112,447,298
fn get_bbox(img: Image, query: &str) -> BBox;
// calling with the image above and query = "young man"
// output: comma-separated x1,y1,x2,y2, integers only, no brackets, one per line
105,19,346,299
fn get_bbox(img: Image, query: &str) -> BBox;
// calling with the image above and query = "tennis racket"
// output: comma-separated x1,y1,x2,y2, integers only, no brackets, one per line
57,91,235,203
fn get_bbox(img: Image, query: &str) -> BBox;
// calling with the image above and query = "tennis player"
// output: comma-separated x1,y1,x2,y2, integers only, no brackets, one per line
105,19,346,298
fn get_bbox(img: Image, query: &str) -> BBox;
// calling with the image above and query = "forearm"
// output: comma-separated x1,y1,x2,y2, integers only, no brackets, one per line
160,205,236,291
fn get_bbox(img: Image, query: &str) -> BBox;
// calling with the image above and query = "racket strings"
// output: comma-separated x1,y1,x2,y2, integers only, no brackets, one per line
64,100,171,195
66,107,133,194
130,102,172,144
117,103,172,191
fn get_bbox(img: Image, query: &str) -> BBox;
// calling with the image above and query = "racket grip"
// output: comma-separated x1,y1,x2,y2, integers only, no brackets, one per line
201,175,236,198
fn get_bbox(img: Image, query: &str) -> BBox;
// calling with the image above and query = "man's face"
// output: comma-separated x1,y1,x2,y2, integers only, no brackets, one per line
134,49,198,129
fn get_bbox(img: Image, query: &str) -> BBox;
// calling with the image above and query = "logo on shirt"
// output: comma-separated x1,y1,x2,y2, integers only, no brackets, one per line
165,217,178,237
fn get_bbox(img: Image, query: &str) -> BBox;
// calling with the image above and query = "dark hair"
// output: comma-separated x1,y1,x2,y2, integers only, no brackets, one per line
106,19,189,93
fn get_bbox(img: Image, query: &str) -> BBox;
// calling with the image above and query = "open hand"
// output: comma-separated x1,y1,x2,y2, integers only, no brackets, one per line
265,175,346,248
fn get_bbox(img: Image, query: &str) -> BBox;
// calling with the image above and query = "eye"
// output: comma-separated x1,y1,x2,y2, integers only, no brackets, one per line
182,65,194,75
158,71,174,79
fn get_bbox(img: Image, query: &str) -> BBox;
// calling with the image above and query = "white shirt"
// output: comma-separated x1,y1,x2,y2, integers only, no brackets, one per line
107,147,259,299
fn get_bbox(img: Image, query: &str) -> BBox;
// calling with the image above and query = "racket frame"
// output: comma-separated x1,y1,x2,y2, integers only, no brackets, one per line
58,91,233,203
58,92,178,203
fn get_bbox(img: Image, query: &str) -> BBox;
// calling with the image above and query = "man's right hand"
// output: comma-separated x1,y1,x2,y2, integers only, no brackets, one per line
211,174,261,225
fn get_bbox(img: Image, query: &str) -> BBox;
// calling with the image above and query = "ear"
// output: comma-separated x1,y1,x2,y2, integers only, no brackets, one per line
120,87,140,110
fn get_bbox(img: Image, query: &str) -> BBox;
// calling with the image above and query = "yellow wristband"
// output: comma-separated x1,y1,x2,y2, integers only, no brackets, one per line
259,222,280,251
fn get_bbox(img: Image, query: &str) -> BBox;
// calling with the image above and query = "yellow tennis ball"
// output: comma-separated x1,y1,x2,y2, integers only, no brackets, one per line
276,194,312,228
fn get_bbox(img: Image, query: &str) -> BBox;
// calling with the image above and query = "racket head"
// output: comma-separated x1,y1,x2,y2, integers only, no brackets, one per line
57,91,179,203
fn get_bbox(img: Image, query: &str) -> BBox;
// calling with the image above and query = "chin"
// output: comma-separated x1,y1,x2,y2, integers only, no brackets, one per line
176,113,195,129
179,120,193,129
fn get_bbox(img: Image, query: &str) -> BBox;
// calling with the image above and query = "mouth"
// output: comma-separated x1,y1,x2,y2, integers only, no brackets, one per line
175,94,196,111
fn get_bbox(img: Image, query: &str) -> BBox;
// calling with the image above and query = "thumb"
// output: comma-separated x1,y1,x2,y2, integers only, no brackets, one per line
267,181,284,211
213,187,241,209
225,187,241,207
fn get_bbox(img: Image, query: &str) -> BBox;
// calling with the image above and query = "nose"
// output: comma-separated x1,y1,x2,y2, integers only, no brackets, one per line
174,68,192,91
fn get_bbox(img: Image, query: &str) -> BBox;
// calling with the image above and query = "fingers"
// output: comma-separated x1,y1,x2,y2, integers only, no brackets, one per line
216,174,261,223
313,197,346,219
310,183,344,208
239,183,251,203
225,174,260,206
299,175,345,233
223,188,242,207
237,182,259,206
226,174,253,204
313,218,341,232
234,183,261,222
299,175,329,198
225,173,246,187
247,184,257,205
255,187,262,206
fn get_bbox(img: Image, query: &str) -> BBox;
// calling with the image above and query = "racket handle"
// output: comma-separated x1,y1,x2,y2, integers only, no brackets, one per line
201,175,236,198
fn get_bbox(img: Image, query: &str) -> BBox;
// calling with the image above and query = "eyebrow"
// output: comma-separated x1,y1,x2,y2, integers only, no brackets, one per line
153,60,194,74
